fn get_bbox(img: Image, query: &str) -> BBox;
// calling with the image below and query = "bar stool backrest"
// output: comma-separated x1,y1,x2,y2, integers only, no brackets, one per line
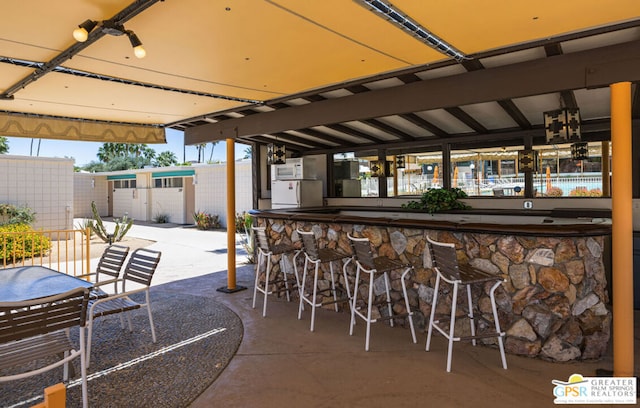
253,227,270,253
348,234,375,270
426,236,461,281
297,229,320,260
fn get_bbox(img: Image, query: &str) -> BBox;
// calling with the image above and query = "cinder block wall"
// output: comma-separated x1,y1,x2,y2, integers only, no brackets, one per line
194,161,253,227
0,155,74,230
74,173,108,218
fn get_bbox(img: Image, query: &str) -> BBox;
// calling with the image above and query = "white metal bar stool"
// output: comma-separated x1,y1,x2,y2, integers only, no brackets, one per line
297,228,350,331
347,234,416,351
252,226,301,317
425,236,507,372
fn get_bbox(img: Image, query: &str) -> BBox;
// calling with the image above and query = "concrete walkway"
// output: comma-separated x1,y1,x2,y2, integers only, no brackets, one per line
105,220,638,408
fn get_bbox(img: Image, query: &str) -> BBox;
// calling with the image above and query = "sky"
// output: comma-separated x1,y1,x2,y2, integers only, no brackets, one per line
3,128,250,167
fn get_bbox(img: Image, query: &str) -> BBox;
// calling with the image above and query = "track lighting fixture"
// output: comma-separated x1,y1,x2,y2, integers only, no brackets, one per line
72,19,146,58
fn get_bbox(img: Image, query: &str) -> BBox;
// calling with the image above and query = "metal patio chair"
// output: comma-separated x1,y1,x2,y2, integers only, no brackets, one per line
0,287,91,408
347,234,416,351
86,248,161,367
252,226,301,317
296,228,350,332
77,244,130,293
425,236,507,372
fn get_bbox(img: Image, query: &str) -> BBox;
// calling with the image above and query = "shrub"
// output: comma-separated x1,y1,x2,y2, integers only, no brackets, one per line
589,188,603,197
235,212,255,263
401,188,471,214
0,223,51,261
91,201,134,243
546,186,564,197
569,187,589,197
75,218,95,238
193,211,220,230
0,204,36,225
154,213,170,223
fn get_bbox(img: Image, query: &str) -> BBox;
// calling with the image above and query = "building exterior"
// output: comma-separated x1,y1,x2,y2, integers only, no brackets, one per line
0,155,253,230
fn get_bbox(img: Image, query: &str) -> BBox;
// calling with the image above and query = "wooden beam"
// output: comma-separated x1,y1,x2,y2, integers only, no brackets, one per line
186,40,640,144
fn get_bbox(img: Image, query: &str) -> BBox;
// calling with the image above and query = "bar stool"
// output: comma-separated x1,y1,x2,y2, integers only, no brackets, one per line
252,226,301,317
425,236,507,372
347,234,417,351
296,228,350,331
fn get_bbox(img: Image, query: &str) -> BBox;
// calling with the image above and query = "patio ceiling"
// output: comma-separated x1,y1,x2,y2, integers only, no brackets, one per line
1,1,640,149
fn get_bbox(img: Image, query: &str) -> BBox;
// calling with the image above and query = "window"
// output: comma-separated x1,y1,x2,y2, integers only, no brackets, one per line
113,179,136,189
154,177,183,188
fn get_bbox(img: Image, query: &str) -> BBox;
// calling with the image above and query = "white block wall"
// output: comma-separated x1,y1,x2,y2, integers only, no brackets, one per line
194,161,253,227
74,173,108,218
152,188,185,224
0,155,74,230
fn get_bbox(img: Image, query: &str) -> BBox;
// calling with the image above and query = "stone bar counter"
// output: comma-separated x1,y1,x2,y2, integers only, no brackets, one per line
251,207,612,362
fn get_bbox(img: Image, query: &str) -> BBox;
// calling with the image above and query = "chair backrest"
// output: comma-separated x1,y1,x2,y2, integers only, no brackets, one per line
347,234,375,270
297,229,320,260
426,236,461,281
95,244,130,281
252,227,270,253
0,287,90,344
122,248,161,287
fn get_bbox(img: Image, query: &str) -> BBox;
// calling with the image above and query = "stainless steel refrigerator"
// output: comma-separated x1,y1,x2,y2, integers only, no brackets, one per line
271,179,323,209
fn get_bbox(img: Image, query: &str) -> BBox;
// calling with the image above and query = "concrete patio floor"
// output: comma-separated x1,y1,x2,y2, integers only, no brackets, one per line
112,221,638,408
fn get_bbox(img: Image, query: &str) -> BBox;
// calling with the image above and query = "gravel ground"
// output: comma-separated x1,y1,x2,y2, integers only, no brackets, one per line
0,289,243,408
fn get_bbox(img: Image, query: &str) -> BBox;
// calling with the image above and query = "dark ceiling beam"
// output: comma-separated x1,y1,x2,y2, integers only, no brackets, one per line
271,132,328,149
444,107,488,133
324,124,385,144
497,99,532,129
398,113,448,137
185,39,640,144
305,119,617,156
293,128,353,147
360,119,415,141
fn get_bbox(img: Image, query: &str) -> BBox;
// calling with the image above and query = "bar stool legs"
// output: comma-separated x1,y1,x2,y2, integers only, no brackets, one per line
426,236,507,372
252,245,300,318
298,255,343,331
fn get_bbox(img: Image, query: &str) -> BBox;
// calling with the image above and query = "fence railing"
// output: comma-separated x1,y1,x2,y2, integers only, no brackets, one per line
0,227,92,276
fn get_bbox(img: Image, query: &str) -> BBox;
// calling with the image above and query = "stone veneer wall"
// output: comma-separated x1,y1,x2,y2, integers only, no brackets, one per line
255,217,611,362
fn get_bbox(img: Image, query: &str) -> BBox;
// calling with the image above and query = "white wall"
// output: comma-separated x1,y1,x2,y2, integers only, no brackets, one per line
74,173,108,218
152,188,185,224
0,155,74,230
194,160,253,227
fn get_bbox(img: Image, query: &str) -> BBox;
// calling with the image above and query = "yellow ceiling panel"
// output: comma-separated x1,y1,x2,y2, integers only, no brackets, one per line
62,0,445,102
0,72,245,124
394,0,640,54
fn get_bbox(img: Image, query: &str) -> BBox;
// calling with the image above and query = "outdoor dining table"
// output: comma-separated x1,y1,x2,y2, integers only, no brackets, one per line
0,265,94,302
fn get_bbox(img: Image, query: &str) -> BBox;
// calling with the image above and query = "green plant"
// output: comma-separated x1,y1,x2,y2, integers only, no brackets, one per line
153,213,170,223
0,204,36,225
90,201,134,243
235,212,255,263
0,223,51,261
75,218,95,238
401,188,471,214
193,211,220,230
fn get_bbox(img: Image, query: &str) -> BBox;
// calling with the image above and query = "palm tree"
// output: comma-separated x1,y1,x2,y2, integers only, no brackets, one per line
155,151,178,167
0,136,8,154
208,141,219,162
196,143,206,162
243,146,252,159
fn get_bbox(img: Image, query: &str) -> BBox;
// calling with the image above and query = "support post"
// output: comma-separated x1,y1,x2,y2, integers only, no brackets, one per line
610,82,634,377
217,136,247,294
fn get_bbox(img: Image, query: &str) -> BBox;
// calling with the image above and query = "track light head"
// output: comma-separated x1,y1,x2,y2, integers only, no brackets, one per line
73,19,98,42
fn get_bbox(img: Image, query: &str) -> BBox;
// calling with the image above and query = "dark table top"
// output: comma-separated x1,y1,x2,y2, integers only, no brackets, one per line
0,265,94,302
